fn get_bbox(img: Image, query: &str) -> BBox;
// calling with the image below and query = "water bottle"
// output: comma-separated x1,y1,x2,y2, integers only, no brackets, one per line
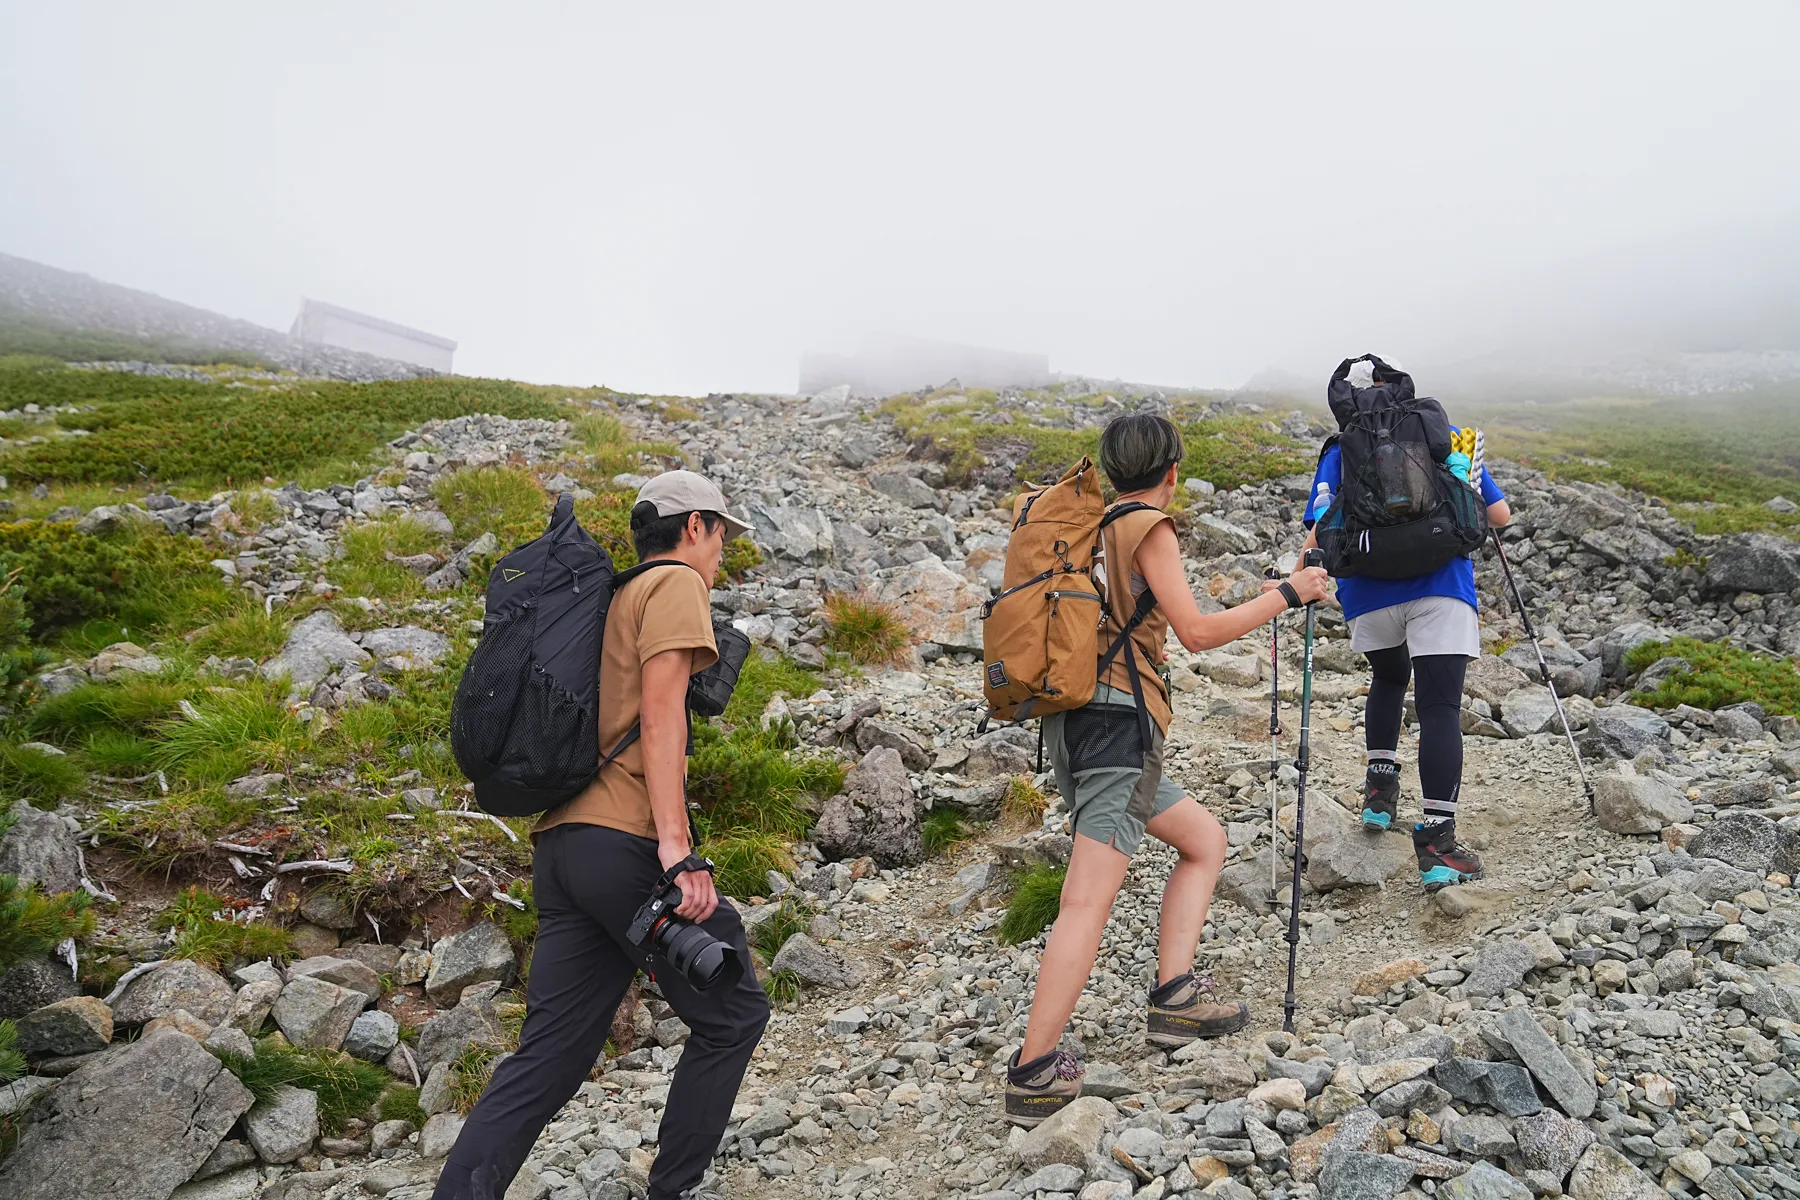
1311,482,1333,522
1446,452,1471,482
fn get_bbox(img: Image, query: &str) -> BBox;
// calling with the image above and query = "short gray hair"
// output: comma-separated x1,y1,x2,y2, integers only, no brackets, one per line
1099,413,1184,493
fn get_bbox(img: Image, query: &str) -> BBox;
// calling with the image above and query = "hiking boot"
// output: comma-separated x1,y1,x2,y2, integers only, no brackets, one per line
1004,1047,1084,1128
1361,763,1400,831
1414,821,1484,891
1145,971,1249,1048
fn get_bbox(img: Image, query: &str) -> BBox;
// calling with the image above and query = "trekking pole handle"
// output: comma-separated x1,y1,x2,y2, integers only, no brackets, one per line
1302,548,1325,574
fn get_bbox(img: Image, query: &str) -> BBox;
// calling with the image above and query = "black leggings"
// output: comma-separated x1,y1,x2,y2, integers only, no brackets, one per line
1365,646,1466,822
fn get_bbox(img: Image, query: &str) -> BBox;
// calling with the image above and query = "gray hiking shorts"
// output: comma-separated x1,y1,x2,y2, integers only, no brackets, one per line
1042,684,1185,857
1348,596,1480,660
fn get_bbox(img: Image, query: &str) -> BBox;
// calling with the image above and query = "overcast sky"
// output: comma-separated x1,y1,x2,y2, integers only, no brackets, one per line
2,3,1796,394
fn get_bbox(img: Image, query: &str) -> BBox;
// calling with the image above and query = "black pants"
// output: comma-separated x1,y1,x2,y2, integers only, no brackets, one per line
1365,646,1468,822
433,824,770,1200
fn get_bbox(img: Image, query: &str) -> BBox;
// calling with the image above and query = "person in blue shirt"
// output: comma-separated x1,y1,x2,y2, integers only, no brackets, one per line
1297,358,1511,890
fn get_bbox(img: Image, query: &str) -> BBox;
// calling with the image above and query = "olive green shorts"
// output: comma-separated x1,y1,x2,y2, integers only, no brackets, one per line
1042,684,1185,857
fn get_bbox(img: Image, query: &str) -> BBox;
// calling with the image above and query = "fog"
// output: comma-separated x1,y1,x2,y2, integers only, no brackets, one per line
2,3,1796,395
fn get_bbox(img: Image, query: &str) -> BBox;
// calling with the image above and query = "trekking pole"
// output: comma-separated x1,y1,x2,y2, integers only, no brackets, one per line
1283,549,1322,1034
1488,528,1596,815
1264,567,1281,902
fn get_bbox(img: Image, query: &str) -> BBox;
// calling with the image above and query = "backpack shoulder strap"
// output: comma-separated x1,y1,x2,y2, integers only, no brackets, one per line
612,557,702,590
1099,500,1158,530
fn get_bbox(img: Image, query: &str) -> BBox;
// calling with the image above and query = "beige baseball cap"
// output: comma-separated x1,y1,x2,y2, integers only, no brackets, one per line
636,470,753,541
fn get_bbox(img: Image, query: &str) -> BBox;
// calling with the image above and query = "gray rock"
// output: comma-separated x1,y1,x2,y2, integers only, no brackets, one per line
360,625,451,668
425,922,517,1005
1493,1007,1596,1119
1500,686,1559,738
419,1061,454,1114
188,1140,257,1184
964,725,1036,780
417,981,510,1067
1706,532,1800,593
270,974,367,1050
1015,1095,1115,1171
420,1111,465,1159
0,1075,55,1118
202,1024,254,1059
1306,828,1414,891
812,747,923,868
170,1167,261,1200
1369,1077,1449,1117
743,502,833,563
287,954,382,1001
1566,1142,1663,1199
853,719,933,772
1582,706,1670,760
1077,1062,1144,1100
769,933,862,990
14,995,112,1057
112,960,235,1028
1688,810,1780,875
869,472,939,509
737,1101,793,1141
1478,1061,1543,1116
1316,1148,1413,1200
227,978,281,1035
1266,1055,1335,1097
1444,1112,1515,1157
1593,773,1693,835
260,610,371,689
1185,513,1261,556
1463,940,1537,998
0,804,81,895
1691,861,1762,901
1015,1164,1085,1194
1437,1161,1534,1200
345,1009,400,1061
1514,1109,1597,1181
224,773,285,798
1710,708,1768,742
825,1006,869,1035
1464,656,1531,708
0,956,80,1020
297,891,359,931
0,1027,254,1200
244,1083,319,1164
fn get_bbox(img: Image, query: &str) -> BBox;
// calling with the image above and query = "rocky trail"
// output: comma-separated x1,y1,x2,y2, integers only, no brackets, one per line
3,373,1800,1200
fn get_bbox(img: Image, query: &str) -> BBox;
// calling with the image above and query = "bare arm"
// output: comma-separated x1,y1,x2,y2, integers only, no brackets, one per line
641,646,717,920
1487,498,1511,528
1135,521,1329,654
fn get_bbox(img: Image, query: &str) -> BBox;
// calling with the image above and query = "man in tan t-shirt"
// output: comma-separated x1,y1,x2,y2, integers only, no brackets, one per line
437,471,771,1200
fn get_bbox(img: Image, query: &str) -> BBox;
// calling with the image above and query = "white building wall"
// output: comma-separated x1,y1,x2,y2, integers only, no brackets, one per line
291,300,456,373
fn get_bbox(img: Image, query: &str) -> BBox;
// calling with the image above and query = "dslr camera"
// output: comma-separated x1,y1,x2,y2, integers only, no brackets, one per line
625,855,741,991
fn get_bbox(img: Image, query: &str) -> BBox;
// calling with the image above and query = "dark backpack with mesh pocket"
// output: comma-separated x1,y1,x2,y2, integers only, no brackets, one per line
1312,354,1486,580
451,493,616,817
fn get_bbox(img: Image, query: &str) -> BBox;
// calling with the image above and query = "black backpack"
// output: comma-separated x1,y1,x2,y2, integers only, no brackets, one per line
450,497,753,818
452,493,617,817
1312,354,1486,580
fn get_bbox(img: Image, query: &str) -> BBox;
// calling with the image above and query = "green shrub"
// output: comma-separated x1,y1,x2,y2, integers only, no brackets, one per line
0,1020,23,1085
150,683,307,782
1000,776,1050,828
378,1085,426,1127
0,312,276,369
702,829,796,900
747,898,809,963
5,375,561,487
573,490,637,568
212,1040,390,1133
31,676,198,740
188,604,292,662
0,576,49,716
170,920,294,971
997,867,1066,946
154,886,226,930
334,515,446,601
922,808,970,857
0,739,84,803
0,875,94,970
720,652,820,730
449,1045,498,1113
1625,637,1800,716
763,969,801,1007
432,466,547,555
0,521,133,632
823,593,914,666
687,723,841,841
490,879,537,944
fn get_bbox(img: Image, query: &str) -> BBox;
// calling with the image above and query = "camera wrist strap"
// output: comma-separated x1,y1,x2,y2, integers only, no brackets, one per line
655,854,714,889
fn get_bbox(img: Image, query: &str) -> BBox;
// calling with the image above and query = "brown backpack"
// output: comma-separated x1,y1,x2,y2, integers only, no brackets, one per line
980,457,1157,723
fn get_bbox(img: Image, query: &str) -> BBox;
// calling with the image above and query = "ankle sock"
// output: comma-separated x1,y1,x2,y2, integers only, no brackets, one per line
1367,762,1398,781
1417,816,1454,839
1150,972,1193,1006
1009,1049,1058,1083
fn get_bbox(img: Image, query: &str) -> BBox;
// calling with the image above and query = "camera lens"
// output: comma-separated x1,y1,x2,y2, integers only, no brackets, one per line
655,918,739,991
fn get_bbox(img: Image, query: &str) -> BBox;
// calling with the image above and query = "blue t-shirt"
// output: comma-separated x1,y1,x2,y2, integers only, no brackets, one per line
1305,427,1505,621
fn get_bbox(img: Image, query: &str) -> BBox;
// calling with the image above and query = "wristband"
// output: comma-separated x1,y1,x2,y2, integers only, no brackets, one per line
1278,581,1302,610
